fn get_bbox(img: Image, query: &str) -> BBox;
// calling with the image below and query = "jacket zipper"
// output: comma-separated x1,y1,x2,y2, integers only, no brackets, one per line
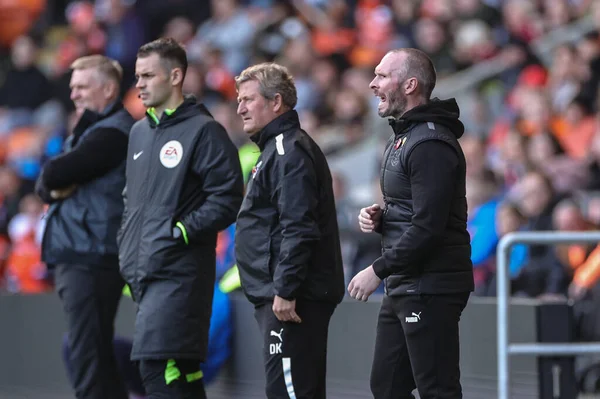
380,139,394,199
134,124,161,296
381,132,408,292
380,140,393,293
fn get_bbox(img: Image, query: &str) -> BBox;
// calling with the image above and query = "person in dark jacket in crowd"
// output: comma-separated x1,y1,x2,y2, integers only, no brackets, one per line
36,55,134,399
234,62,345,399
349,48,474,399
118,37,243,399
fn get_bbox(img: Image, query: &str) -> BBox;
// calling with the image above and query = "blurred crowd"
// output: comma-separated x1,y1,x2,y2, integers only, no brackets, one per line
0,0,600,304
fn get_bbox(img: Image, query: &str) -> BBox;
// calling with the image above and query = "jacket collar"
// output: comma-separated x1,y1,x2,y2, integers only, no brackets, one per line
143,96,209,128
388,117,414,136
73,101,123,137
146,106,178,125
250,110,300,151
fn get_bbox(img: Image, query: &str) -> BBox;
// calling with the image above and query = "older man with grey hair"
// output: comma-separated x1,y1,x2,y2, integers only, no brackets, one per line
235,62,345,399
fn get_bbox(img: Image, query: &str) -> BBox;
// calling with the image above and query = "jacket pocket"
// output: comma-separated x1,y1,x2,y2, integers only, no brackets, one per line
62,205,91,254
268,233,280,278
139,206,178,278
236,222,272,293
118,206,142,281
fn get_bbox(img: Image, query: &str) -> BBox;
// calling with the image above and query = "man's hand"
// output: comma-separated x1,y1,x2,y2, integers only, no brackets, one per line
50,185,77,199
273,295,302,323
348,265,381,302
358,204,382,233
568,282,588,301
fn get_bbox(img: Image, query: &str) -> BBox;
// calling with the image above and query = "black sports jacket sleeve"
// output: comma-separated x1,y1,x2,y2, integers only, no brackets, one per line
42,127,128,190
272,144,321,300
180,121,244,240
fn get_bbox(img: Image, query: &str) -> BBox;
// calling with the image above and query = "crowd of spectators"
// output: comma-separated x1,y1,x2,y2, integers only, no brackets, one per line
0,0,600,305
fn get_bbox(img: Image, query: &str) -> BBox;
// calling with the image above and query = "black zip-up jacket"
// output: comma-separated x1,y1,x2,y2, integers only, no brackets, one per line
118,97,243,360
38,102,133,267
372,98,474,295
235,110,345,306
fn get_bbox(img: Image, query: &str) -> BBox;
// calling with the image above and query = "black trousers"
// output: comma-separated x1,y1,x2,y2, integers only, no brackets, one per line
138,359,206,399
55,263,128,399
370,293,470,399
255,300,336,399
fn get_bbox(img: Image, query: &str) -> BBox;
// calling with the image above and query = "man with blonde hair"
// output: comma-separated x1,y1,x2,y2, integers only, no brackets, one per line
235,62,345,398
36,54,134,399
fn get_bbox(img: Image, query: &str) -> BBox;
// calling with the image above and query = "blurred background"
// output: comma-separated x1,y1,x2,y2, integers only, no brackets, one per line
3,0,600,397
4,0,600,300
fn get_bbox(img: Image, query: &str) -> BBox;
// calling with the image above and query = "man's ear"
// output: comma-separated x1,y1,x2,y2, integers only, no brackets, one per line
171,68,184,87
404,77,418,96
272,93,284,113
103,80,118,101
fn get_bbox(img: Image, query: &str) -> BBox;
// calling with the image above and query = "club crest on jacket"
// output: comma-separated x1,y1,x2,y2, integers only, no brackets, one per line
252,161,263,179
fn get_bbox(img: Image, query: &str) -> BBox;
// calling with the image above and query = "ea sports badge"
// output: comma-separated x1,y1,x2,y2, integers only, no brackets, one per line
160,140,183,168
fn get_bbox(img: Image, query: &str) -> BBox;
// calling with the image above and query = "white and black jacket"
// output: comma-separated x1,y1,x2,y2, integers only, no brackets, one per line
235,110,345,306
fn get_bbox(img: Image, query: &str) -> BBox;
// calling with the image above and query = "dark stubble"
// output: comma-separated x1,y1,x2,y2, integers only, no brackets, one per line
378,80,408,119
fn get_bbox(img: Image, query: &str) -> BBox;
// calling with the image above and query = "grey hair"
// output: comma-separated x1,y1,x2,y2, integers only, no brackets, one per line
235,62,297,109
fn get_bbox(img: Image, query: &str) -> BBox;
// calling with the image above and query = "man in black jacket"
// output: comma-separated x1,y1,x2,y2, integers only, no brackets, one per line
235,63,345,399
348,49,474,399
118,38,243,399
36,55,133,399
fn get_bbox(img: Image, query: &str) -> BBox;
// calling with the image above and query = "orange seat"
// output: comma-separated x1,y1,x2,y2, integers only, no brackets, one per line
0,0,46,48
